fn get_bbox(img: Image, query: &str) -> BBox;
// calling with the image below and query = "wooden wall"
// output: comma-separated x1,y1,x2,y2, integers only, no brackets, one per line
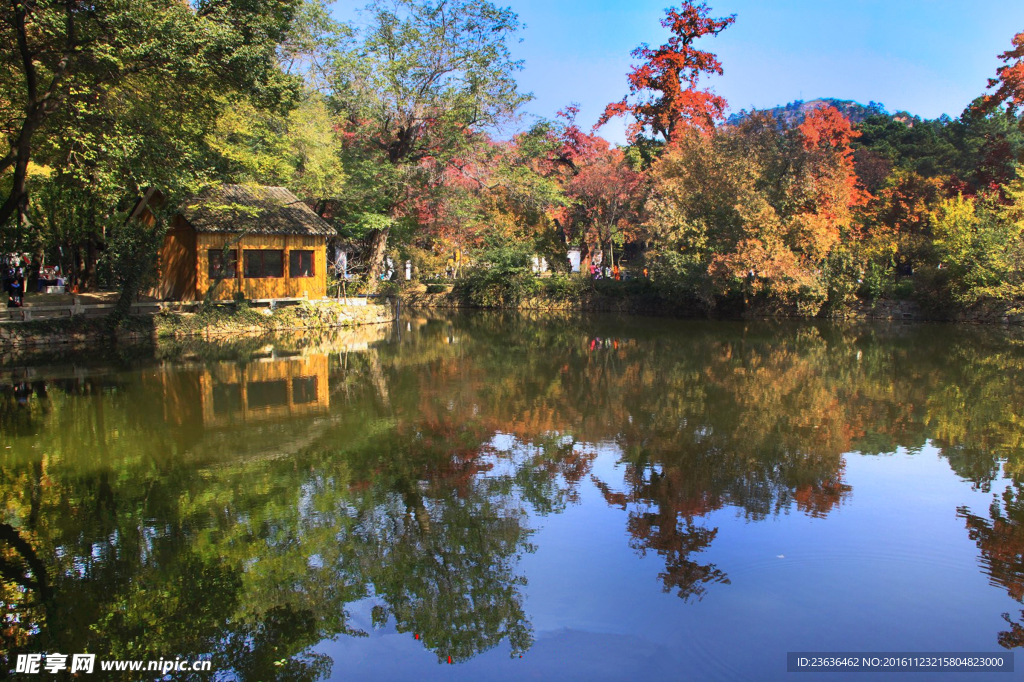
197,233,327,301
156,216,197,301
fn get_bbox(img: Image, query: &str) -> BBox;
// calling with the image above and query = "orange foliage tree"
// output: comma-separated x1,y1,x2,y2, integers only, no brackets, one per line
977,31,1024,120
646,107,866,307
860,170,945,276
793,105,868,260
597,2,736,143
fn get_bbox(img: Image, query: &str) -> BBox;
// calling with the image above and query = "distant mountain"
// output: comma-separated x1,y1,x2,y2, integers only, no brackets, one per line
726,98,892,127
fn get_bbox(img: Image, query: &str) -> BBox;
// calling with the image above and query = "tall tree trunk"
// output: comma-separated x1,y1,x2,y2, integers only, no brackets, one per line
84,238,99,292
110,263,141,325
73,246,84,292
0,117,41,229
30,246,44,293
0,2,75,229
580,242,592,275
364,226,390,292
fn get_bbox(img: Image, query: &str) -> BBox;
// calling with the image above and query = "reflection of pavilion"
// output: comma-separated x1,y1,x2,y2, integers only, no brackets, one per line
148,354,331,428
201,355,329,426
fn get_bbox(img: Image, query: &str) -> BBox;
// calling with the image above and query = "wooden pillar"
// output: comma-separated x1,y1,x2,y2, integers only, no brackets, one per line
237,235,246,300
283,235,291,298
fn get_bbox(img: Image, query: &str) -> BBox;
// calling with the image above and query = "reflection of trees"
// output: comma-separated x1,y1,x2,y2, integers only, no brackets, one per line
418,316,1019,604
3,315,1024,670
0,355,590,676
928,337,1024,491
960,484,1024,649
616,479,729,601
351,484,534,662
931,335,1024,649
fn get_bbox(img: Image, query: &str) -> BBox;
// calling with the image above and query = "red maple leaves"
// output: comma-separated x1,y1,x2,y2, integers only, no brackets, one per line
597,2,736,142
978,31,1024,118
799,104,868,213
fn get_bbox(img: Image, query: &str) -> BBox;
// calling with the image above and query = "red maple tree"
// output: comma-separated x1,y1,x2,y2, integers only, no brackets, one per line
977,31,1024,118
798,104,867,208
597,2,736,143
554,105,609,171
792,105,867,260
567,148,646,268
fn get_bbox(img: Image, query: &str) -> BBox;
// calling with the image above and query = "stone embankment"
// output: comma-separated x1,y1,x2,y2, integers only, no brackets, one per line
0,317,149,354
824,300,1023,325
154,299,394,338
400,286,1024,325
399,287,703,316
0,299,395,355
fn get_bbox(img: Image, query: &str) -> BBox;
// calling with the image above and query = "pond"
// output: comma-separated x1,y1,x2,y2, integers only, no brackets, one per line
2,313,1023,680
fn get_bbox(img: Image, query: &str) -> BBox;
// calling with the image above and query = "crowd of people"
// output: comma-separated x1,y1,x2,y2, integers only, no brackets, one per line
2,255,31,308
1,256,67,308
586,263,648,281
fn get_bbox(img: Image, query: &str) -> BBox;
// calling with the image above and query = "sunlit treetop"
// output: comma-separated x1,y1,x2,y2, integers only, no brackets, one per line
977,31,1024,121
798,105,861,151
596,1,736,143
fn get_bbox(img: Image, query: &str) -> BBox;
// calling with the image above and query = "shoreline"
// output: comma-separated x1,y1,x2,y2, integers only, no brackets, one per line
397,287,1024,326
0,299,395,354
3,292,1022,365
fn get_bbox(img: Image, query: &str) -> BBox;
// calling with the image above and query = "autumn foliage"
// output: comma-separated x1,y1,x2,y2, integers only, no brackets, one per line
643,105,870,306
376,7,1024,312
598,2,735,142
978,31,1024,119
11,0,1021,315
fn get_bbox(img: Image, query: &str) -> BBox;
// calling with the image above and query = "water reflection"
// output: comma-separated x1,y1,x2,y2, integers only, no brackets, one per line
1,315,1024,678
960,482,1024,649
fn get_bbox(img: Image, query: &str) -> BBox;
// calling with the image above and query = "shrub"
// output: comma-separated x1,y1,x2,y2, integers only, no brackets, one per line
544,273,588,300
648,251,715,306
858,258,897,301
463,241,541,307
593,277,652,298
892,278,916,300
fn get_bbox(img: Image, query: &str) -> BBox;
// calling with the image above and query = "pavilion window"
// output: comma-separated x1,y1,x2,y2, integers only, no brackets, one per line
208,249,237,279
289,250,315,278
211,382,242,416
244,250,284,278
292,376,318,404
247,380,288,408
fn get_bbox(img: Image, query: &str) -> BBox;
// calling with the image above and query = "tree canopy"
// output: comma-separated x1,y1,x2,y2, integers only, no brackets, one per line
0,0,1022,315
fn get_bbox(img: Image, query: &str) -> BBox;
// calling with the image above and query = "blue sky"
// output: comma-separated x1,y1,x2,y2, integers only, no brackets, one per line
336,0,1024,144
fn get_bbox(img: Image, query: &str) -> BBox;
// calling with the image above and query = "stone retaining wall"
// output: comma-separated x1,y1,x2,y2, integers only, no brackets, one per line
0,300,396,356
829,300,1024,325
398,290,705,317
400,288,1024,325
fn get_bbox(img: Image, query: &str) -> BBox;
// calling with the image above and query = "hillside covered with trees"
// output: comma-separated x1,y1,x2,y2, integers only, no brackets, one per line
2,0,1024,316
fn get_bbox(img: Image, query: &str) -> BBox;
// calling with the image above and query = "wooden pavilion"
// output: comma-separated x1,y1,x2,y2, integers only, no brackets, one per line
156,184,334,301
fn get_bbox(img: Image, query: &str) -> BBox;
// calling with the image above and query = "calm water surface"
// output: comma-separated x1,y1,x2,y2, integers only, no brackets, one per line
2,313,1024,680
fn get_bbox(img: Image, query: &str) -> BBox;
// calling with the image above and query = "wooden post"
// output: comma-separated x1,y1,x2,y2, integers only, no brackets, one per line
283,235,291,298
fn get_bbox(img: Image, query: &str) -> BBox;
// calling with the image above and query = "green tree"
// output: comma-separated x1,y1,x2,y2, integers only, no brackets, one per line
209,94,346,212
0,0,303,230
329,0,531,286
932,174,1024,302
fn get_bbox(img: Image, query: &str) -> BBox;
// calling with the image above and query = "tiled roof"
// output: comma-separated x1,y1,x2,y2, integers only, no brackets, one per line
180,185,335,236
